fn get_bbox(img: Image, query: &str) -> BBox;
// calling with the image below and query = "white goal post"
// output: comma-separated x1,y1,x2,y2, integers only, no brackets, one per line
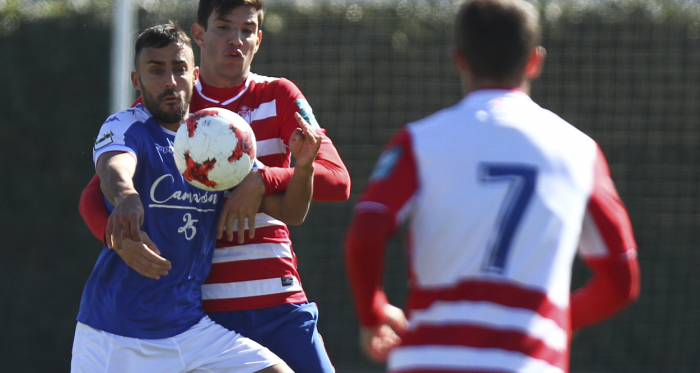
110,0,137,114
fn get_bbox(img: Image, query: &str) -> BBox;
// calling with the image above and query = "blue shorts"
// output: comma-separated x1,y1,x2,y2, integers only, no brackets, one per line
207,302,334,373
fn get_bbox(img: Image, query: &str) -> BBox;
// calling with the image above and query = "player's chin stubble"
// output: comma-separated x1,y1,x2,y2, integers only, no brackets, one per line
139,75,190,125
142,87,188,125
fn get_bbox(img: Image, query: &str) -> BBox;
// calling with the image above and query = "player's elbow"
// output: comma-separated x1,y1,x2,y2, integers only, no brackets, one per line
279,206,310,226
608,257,641,311
333,177,352,201
623,259,641,304
78,192,89,221
312,175,351,202
284,212,307,226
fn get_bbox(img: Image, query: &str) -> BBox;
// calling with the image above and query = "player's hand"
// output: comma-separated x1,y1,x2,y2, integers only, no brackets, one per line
106,193,144,250
113,231,171,280
289,112,321,170
359,304,408,362
217,169,265,243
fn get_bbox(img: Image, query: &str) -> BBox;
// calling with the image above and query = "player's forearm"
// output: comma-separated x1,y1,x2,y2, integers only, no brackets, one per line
261,164,314,225
79,174,110,244
345,211,393,328
570,255,640,331
96,152,138,206
283,163,314,224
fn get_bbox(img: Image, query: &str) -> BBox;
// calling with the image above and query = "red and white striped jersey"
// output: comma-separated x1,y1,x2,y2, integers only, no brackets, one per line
347,89,638,373
192,73,319,312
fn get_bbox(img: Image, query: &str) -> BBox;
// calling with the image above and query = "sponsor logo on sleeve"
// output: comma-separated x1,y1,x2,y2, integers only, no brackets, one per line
370,146,402,180
94,131,114,151
295,99,320,128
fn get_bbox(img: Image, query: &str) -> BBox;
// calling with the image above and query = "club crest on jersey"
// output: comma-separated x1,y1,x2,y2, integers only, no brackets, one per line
370,146,402,180
238,105,253,124
94,131,114,151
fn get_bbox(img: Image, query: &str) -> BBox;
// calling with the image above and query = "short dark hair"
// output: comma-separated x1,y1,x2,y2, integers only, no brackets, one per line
134,21,193,68
197,0,265,30
455,0,540,81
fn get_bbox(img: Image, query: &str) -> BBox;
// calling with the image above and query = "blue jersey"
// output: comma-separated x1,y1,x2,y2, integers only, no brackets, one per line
78,104,224,339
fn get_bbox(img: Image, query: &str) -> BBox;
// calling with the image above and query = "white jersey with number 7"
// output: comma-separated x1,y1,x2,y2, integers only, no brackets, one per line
352,88,637,373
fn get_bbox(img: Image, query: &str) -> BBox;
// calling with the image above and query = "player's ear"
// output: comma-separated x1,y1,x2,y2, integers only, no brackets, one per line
253,30,263,54
524,46,546,81
131,71,141,91
193,66,200,82
191,22,205,48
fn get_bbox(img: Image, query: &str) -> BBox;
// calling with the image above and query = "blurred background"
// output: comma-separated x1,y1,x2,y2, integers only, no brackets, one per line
1,0,699,371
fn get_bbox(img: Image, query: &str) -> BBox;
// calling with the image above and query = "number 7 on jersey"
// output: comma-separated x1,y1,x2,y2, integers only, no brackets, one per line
478,163,538,274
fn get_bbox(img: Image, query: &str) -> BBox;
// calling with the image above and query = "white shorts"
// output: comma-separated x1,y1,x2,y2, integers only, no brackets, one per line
71,316,283,373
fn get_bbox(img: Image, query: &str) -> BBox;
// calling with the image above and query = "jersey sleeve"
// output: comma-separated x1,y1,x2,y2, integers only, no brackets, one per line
274,78,320,145
79,174,110,245
259,79,351,201
355,128,419,228
84,108,147,244
92,110,144,166
570,146,640,331
345,128,418,327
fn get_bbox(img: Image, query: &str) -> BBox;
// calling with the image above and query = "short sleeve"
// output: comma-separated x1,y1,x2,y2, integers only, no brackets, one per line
92,107,148,166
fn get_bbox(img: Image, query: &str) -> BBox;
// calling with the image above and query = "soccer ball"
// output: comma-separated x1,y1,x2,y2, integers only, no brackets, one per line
173,108,257,191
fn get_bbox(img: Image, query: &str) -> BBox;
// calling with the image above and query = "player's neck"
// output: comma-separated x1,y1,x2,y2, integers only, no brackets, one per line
199,68,249,90
462,74,530,96
158,119,184,132
154,109,189,132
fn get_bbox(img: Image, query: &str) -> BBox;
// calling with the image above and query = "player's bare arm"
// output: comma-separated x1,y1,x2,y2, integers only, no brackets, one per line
96,151,171,278
218,113,320,242
96,151,142,248
216,168,266,243
260,112,321,225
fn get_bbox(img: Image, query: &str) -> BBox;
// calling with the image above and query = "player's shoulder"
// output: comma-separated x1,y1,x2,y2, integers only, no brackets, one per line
93,104,151,152
249,73,301,94
406,100,465,134
538,105,594,143
100,104,151,133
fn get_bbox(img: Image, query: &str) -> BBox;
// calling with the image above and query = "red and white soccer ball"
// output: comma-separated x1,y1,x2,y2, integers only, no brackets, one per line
174,108,257,191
